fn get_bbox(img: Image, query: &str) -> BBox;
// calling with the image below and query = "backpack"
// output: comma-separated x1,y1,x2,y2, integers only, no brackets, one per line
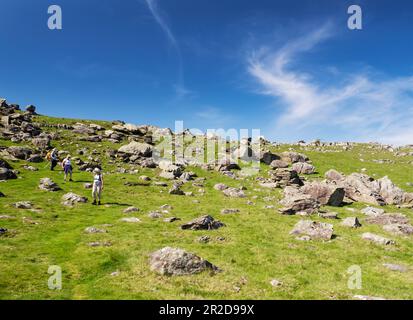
46,151,52,161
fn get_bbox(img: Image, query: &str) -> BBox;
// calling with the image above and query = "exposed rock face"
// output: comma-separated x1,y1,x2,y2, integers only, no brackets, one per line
361,232,395,245
118,141,153,157
292,162,316,174
269,168,303,187
289,220,334,240
61,193,87,206
181,215,225,230
279,190,320,215
39,178,61,192
326,172,412,207
300,182,345,206
112,123,145,136
159,160,182,179
343,173,386,206
341,217,362,228
149,247,219,276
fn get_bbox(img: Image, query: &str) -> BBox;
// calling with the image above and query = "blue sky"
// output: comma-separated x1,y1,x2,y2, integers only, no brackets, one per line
1,0,413,144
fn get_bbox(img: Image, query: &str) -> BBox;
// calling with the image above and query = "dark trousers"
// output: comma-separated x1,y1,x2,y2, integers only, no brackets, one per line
51,159,58,170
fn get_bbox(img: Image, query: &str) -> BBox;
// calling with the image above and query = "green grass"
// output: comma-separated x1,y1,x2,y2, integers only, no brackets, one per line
1,115,413,300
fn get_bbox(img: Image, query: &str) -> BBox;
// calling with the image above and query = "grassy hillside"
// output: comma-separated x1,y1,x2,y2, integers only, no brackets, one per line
1,114,413,300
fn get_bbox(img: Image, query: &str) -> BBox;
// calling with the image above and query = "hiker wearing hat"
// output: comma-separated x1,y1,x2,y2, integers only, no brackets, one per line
92,168,104,205
62,155,73,182
47,148,59,171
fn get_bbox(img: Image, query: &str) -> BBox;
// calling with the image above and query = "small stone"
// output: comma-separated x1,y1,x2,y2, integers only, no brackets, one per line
84,227,107,234
14,201,33,209
361,207,385,217
220,208,240,214
383,263,408,272
120,217,141,223
354,295,386,300
123,206,139,214
270,279,283,287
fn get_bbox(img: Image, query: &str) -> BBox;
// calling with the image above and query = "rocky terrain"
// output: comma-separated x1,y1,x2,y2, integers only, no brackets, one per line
1,97,413,300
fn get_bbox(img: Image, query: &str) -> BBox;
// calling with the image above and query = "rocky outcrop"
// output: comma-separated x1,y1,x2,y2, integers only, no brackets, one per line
269,168,303,187
118,141,153,157
300,182,345,206
292,162,316,174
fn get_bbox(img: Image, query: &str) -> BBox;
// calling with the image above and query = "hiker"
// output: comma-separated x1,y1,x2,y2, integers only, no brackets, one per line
92,168,104,205
62,155,73,182
47,148,59,171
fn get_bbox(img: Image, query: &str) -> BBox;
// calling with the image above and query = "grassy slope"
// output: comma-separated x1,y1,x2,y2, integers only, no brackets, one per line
0,115,413,300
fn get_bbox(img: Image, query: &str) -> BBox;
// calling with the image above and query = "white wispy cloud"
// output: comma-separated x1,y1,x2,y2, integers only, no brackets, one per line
248,24,413,146
143,0,192,98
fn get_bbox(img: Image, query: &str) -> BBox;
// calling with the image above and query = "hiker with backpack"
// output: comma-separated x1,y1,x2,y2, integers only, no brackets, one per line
62,155,73,182
92,168,104,205
47,148,59,171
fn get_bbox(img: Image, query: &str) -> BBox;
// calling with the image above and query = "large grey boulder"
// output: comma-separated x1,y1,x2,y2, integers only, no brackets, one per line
149,247,219,275
300,181,345,206
292,162,316,174
279,188,320,215
281,151,308,164
118,141,153,157
181,215,225,231
383,224,413,236
289,220,334,240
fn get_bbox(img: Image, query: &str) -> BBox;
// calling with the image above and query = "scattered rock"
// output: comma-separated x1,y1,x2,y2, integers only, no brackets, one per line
14,201,33,209
221,208,240,214
365,213,409,225
149,247,219,275
383,263,408,272
181,215,225,231
382,224,413,236
300,182,345,206
289,220,334,240
341,217,362,228
361,232,395,245
270,160,289,169
39,178,61,192
84,227,107,234
270,279,283,287
361,206,385,217
292,162,316,174
120,217,141,223
318,212,338,219
123,206,140,214
61,193,87,206
222,187,246,198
